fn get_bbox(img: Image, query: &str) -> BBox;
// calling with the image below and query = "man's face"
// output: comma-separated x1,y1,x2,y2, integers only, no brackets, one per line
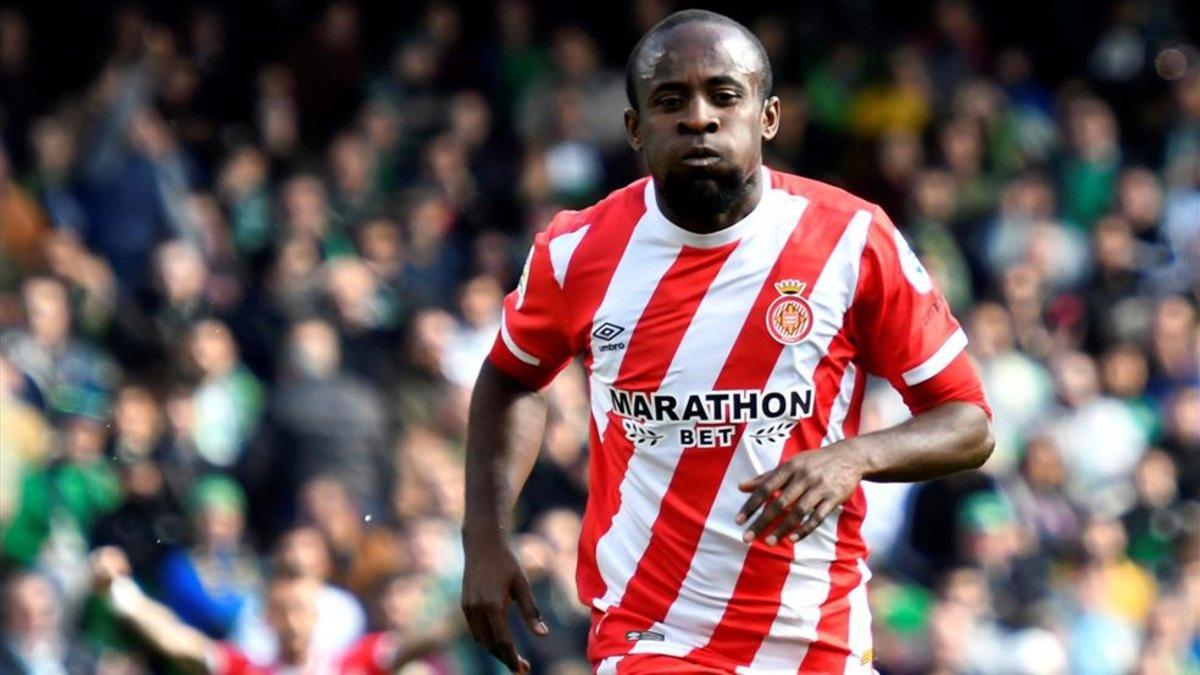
266,576,320,663
625,23,778,217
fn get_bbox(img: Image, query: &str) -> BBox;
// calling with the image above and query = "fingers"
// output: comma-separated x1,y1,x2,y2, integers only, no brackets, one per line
736,467,792,525
744,478,810,543
774,498,836,543
511,571,550,636
792,500,837,541
774,492,828,543
462,591,531,674
461,600,494,661
738,471,769,492
484,602,523,672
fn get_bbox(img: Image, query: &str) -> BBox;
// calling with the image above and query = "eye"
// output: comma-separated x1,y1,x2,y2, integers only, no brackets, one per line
656,95,683,110
713,90,741,105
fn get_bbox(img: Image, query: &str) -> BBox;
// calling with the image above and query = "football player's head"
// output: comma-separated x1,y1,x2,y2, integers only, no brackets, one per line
624,10,779,221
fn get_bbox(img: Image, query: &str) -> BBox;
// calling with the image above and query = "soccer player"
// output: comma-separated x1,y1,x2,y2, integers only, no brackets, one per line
461,9,994,674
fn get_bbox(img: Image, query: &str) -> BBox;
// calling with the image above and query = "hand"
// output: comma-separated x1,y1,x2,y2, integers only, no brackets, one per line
736,442,865,545
90,546,132,594
461,530,550,674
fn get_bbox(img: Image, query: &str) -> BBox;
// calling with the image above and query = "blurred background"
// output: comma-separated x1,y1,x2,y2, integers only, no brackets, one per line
0,0,1197,673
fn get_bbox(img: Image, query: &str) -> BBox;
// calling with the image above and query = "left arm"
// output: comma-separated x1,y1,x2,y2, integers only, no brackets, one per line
738,204,995,545
736,400,993,545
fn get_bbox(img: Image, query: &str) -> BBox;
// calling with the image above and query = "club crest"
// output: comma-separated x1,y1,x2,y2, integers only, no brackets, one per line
766,279,813,345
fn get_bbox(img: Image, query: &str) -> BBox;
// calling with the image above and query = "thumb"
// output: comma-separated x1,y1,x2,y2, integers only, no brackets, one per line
511,571,549,637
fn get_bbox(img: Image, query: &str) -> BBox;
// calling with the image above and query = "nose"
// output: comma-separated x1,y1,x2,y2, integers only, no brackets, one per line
676,97,719,135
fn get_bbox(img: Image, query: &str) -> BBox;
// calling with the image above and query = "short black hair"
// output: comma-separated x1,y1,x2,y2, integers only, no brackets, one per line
625,9,773,110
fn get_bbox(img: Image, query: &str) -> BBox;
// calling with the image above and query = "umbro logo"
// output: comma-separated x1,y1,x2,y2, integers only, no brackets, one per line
592,322,625,342
593,322,626,353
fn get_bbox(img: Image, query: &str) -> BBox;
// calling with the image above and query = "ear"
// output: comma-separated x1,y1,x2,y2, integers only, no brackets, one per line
761,96,781,141
624,108,643,152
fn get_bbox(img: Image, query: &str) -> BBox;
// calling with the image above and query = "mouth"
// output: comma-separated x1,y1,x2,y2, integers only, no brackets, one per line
679,146,723,166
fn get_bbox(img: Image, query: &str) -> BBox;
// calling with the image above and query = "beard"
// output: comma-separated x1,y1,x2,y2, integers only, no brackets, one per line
659,164,751,223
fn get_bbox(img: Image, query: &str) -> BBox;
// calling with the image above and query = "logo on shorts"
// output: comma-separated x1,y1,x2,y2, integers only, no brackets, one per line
766,279,813,345
593,322,625,342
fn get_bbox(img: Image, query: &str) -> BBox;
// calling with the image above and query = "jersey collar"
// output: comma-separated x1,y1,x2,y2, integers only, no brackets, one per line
644,165,773,248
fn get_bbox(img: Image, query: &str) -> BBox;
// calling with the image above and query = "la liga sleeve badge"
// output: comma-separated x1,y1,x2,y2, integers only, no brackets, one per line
766,279,814,345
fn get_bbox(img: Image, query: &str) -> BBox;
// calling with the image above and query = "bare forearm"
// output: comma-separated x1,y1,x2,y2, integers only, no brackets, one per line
845,402,993,482
107,577,212,672
463,361,549,538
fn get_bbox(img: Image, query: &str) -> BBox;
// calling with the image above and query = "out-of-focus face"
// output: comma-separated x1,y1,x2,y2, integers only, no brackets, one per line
1053,351,1100,408
409,518,452,574
198,506,244,551
287,319,341,379
277,527,333,581
325,259,377,326
282,176,329,237
265,576,321,663
1100,344,1148,398
3,574,60,641
1001,174,1056,220
219,147,268,197
966,302,1014,358
940,118,982,174
939,567,991,618
300,478,360,547
878,131,922,183
408,196,453,250
329,133,373,194
378,573,427,633
450,91,491,147
358,219,404,268
535,510,583,578
31,118,75,175
23,278,71,347
458,276,502,328
64,417,108,463
407,309,454,373
1133,451,1178,508
189,321,237,378
114,385,162,447
1093,216,1135,272
1068,99,1117,157
553,27,598,80
1081,517,1127,565
1022,437,1066,489
625,22,778,221
1166,388,1200,443
1118,169,1163,228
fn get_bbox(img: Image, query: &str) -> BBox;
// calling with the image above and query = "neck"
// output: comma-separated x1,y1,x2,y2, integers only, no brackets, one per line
281,646,309,667
655,165,763,235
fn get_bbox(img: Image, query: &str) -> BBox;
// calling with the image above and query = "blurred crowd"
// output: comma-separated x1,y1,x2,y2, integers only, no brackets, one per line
0,0,1197,673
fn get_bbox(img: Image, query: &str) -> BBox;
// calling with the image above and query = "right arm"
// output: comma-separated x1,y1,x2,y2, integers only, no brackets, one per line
460,224,581,674
460,361,551,674
90,547,214,674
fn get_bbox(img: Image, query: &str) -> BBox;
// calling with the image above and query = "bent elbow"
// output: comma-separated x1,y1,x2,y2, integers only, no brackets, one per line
967,419,996,470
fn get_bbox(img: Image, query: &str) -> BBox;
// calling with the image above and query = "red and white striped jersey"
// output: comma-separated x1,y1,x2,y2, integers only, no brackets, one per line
488,167,988,674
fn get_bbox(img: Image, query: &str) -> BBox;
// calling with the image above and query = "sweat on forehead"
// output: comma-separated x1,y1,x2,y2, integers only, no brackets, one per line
626,12,772,108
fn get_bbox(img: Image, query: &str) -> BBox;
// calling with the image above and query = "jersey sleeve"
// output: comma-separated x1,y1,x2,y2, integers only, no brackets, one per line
208,643,260,675
851,206,990,417
487,228,576,390
338,632,399,675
